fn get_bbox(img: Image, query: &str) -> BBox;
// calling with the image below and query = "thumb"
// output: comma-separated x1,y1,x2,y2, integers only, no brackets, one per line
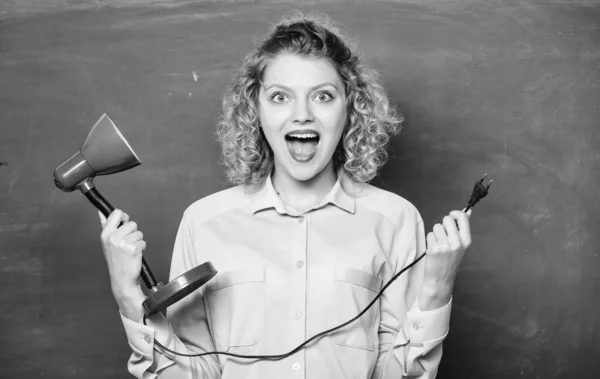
462,207,473,218
98,211,107,227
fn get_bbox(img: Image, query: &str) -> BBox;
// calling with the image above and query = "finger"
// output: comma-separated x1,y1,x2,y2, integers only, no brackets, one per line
450,210,472,244
135,240,147,253
114,221,138,239
116,212,130,228
442,215,461,248
98,211,107,227
125,231,144,243
433,223,448,243
103,209,125,236
426,232,438,251
99,211,129,227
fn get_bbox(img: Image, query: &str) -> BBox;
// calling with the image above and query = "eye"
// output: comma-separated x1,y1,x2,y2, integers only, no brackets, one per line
314,91,334,103
269,92,289,104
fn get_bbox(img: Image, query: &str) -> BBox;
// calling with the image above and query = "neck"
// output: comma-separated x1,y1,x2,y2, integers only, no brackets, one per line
272,163,337,213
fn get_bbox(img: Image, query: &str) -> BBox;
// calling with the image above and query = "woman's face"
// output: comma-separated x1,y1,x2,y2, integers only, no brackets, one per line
258,53,347,184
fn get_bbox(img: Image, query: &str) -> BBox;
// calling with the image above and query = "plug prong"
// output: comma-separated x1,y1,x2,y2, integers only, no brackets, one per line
476,174,488,186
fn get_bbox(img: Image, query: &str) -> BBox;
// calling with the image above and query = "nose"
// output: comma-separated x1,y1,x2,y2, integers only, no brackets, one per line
292,99,314,124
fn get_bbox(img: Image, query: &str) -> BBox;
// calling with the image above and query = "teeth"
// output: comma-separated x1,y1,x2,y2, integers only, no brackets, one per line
288,133,318,139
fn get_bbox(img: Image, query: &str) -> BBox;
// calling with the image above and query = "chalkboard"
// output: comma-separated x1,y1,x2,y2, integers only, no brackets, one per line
1,1,599,378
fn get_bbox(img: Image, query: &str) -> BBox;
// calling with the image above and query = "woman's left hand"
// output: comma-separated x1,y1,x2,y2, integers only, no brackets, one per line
422,209,472,297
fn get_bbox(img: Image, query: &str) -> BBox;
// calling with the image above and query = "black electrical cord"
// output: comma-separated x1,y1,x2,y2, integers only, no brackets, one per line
143,174,493,360
144,251,426,360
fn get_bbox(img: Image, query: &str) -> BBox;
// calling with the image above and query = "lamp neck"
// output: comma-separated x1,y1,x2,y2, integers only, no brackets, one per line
77,178,96,194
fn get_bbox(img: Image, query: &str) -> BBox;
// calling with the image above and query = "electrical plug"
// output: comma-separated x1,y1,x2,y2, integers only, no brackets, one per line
465,174,493,212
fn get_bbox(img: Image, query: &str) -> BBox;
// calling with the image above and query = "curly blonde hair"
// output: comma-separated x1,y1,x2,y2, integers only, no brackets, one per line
216,12,403,188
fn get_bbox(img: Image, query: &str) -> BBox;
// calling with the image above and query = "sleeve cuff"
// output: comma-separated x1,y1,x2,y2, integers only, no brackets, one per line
401,296,452,344
119,311,177,371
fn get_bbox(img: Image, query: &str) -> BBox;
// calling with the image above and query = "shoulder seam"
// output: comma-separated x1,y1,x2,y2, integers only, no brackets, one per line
182,187,252,226
354,185,422,230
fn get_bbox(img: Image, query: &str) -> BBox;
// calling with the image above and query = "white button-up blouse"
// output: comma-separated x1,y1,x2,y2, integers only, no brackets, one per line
120,173,452,379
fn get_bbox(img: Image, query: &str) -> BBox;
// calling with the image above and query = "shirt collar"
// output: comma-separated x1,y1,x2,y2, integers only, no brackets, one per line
250,171,355,215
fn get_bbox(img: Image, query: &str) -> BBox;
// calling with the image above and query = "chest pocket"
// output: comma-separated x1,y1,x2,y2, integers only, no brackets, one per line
329,266,382,350
204,267,266,350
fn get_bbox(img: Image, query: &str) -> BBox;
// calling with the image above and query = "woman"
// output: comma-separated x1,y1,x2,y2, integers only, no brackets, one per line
99,13,472,379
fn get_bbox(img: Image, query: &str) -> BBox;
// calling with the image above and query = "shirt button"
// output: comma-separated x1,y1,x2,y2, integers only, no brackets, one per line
144,336,152,344
413,323,420,331
292,362,301,371
298,216,305,223
294,310,303,319
296,260,304,268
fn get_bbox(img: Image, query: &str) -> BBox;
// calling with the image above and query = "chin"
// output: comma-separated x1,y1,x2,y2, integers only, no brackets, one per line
285,159,332,182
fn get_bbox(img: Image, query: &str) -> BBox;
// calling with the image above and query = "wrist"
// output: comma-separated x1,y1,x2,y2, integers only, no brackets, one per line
113,285,146,321
418,282,453,311
112,280,144,300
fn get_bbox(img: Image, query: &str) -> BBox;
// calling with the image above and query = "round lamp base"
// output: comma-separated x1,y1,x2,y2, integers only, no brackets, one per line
142,262,217,316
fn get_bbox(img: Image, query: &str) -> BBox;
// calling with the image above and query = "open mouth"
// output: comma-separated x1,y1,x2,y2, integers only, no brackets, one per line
285,130,320,162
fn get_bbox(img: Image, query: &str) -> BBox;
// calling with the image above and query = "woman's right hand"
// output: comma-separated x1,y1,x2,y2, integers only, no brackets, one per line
99,209,146,314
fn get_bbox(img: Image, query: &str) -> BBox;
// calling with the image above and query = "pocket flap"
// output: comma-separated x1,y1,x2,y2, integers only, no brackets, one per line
206,266,266,292
334,267,382,292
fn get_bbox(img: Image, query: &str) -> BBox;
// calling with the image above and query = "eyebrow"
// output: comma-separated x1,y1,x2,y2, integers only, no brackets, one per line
263,82,340,92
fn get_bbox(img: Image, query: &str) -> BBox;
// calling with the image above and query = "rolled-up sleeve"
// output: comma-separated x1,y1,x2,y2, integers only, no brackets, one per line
120,311,177,377
374,204,452,379
117,211,222,379
392,298,452,377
